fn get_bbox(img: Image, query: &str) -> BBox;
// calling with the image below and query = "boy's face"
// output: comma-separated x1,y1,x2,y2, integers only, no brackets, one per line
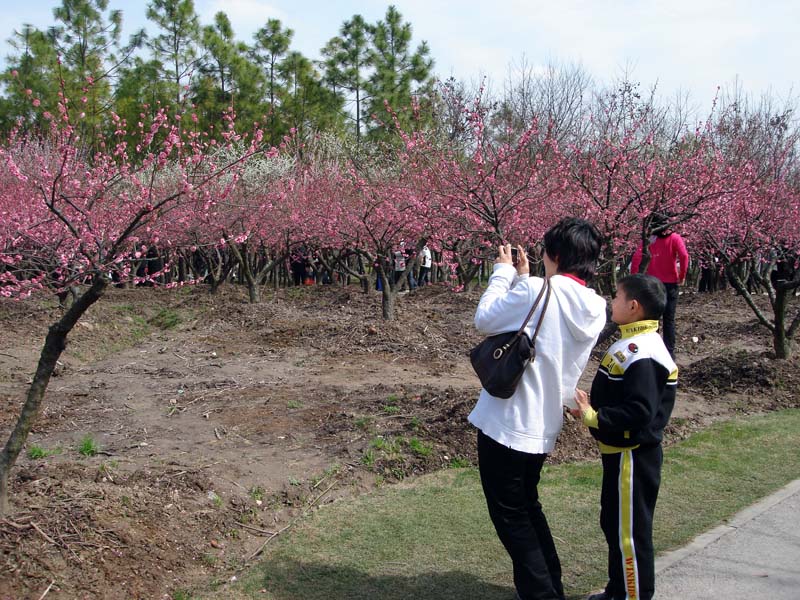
611,285,644,325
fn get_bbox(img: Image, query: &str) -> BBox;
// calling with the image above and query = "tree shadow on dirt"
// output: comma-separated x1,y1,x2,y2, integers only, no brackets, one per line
243,559,587,600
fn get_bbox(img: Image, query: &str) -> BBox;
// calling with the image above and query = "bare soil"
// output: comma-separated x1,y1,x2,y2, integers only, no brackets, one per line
0,283,798,599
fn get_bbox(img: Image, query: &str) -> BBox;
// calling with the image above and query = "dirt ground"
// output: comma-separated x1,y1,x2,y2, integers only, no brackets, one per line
0,282,798,599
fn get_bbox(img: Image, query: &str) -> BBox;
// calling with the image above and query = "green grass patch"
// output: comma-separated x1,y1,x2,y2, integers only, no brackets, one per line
354,416,373,431
448,456,471,469
77,435,99,457
224,410,800,600
27,444,59,459
385,394,400,405
150,307,182,329
407,437,432,457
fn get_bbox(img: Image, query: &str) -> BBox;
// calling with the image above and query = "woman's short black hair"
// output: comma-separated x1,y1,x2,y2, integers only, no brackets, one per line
543,217,602,280
650,212,671,238
618,274,667,320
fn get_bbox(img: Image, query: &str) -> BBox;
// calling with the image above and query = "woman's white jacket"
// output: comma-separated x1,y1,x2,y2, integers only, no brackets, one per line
468,264,607,454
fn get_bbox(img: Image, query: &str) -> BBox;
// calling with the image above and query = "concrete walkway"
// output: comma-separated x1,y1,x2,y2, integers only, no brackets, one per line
654,478,800,599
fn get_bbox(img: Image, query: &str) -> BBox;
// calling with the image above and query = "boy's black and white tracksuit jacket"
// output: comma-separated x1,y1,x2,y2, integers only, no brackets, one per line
583,320,677,600
585,320,677,450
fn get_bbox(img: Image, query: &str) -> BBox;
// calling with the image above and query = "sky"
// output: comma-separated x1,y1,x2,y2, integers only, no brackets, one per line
2,0,798,110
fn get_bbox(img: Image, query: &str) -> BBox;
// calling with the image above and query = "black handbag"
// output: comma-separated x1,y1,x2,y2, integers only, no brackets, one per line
469,279,552,398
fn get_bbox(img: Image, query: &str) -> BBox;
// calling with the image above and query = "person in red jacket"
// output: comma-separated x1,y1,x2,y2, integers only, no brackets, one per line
630,215,689,357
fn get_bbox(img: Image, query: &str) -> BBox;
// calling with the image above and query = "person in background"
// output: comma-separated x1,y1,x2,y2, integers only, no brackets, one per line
418,244,433,285
393,241,417,291
393,242,407,286
630,214,689,357
469,217,607,600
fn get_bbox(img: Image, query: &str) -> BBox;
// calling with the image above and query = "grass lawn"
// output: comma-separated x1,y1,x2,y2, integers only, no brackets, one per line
212,409,800,600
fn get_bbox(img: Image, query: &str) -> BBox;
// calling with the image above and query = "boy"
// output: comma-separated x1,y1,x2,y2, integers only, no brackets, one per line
572,274,677,600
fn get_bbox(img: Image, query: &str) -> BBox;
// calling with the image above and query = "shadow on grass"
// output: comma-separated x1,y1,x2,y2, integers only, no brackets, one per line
246,559,589,600
249,559,508,599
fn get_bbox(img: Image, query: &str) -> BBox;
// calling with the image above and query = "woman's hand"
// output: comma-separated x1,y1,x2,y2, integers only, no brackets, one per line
495,243,529,276
515,244,529,276
496,243,513,266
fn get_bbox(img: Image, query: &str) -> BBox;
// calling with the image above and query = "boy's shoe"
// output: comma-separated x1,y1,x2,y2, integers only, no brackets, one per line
585,593,612,600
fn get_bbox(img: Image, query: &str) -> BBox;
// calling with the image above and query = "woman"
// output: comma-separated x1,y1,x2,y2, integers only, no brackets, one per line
468,217,607,600
630,215,689,357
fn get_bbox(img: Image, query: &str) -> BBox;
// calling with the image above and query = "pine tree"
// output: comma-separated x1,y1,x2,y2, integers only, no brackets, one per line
0,25,61,132
145,0,201,106
365,5,433,139
321,15,372,143
50,0,143,140
278,51,345,142
193,11,265,135
252,18,293,143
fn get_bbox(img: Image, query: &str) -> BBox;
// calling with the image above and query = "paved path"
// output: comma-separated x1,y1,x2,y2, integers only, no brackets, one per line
654,479,800,599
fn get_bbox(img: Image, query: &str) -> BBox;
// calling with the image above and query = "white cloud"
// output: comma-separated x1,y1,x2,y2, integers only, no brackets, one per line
198,0,288,41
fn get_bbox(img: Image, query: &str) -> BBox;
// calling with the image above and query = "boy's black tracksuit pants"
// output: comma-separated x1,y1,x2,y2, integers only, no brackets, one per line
600,444,662,600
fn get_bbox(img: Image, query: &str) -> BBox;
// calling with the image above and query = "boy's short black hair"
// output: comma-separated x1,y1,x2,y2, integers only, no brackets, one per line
543,217,602,280
618,274,667,320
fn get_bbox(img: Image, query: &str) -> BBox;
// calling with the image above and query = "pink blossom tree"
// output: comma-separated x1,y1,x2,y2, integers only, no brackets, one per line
0,98,270,513
391,89,570,291
690,99,800,358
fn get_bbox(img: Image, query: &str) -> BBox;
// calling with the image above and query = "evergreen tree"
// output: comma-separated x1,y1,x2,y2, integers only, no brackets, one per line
193,12,265,135
252,18,293,143
278,51,345,142
50,0,143,135
114,56,174,141
365,5,434,139
321,15,372,143
145,0,201,106
0,25,61,132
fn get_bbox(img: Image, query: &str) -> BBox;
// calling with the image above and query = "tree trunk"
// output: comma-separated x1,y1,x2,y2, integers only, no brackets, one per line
0,278,107,515
773,288,791,359
178,253,187,283
722,264,793,358
226,239,260,303
320,251,369,294
374,265,399,320
638,245,651,274
381,285,397,320
609,248,619,293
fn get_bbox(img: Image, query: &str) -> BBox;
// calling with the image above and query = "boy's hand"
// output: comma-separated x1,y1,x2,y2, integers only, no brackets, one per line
570,389,590,418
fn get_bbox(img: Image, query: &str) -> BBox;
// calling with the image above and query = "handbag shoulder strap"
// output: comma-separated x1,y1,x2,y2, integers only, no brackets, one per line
514,279,550,338
529,279,552,345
